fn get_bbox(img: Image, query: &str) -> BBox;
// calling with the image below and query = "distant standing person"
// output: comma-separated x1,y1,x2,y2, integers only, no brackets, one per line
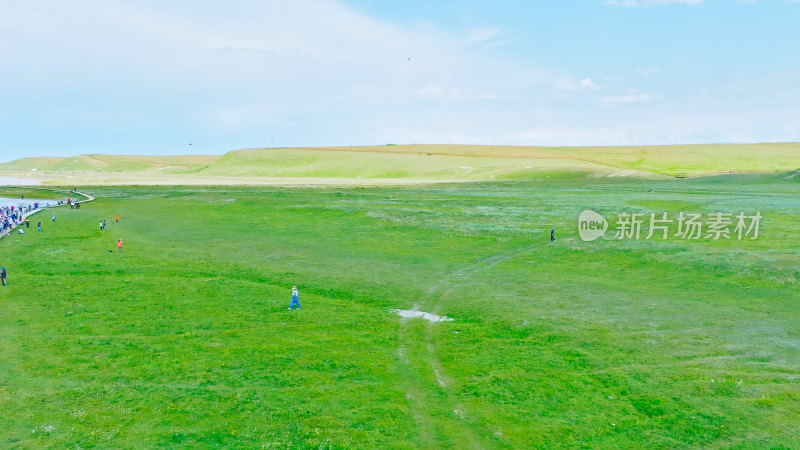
100,221,104,231
1,266,6,286
117,239,123,252
289,286,300,310
25,218,29,228
37,221,41,232
115,214,119,223
52,214,56,222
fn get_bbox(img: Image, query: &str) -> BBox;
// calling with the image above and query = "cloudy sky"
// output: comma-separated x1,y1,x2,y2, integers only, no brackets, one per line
1,0,798,161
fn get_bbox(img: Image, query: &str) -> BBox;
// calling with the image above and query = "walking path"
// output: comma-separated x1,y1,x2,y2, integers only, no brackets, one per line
0,191,95,240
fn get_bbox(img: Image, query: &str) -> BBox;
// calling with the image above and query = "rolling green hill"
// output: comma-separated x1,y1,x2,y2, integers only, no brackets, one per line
0,154,218,173
1,143,798,185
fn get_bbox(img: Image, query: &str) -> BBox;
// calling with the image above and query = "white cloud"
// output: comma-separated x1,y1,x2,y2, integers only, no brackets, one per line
636,66,660,77
1,0,798,157
556,77,602,91
601,92,664,106
1,0,522,133
0,0,468,88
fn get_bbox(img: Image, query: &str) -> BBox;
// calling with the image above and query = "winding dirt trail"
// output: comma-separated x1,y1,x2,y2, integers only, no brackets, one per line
395,243,537,447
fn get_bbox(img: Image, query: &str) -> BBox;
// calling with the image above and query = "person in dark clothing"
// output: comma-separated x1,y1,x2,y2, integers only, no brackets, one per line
1,267,6,286
551,228,556,242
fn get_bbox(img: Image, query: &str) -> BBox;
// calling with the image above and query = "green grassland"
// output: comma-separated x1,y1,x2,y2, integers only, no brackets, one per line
0,155,218,174
0,170,798,447
2,143,798,185
0,189,64,201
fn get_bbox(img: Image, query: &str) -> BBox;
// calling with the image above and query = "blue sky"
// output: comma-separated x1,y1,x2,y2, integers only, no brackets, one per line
1,0,798,162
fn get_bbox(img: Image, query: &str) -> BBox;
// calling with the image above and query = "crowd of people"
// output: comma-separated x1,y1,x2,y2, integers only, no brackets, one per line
1,192,128,287
0,198,67,233
1,195,72,287
2,203,32,232
0,193,82,235
1,192,301,308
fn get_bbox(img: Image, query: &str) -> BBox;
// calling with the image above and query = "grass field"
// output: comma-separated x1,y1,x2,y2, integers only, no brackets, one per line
2,143,799,185
1,169,798,447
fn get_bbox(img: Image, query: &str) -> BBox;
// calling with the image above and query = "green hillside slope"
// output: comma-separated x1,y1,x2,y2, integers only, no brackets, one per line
1,143,798,185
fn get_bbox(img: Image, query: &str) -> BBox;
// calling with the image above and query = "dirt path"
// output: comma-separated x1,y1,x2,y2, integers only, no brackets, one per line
395,243,537,447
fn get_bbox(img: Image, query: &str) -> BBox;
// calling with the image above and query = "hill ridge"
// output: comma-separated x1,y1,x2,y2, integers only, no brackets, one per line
1,143,799,184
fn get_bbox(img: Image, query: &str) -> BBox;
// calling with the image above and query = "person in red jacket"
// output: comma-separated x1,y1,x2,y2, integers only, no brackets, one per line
117,239,123,252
